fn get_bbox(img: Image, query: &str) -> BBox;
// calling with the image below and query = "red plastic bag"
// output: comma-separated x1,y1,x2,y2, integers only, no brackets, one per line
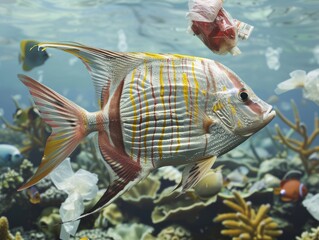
187,0,253,56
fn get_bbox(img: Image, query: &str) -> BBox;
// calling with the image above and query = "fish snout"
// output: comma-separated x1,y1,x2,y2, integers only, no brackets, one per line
262,107,276,126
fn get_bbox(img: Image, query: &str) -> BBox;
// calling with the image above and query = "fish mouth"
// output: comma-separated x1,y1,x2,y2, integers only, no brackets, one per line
262,107,276,126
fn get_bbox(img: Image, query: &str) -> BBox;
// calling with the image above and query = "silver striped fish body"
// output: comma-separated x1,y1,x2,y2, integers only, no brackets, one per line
19,42,275,218
117,55,246,169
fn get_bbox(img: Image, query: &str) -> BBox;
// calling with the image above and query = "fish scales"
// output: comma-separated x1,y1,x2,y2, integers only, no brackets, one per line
120,57,216,167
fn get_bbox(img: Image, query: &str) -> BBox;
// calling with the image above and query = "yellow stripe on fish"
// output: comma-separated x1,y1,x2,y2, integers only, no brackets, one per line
129,69,138,157
182,72,189,113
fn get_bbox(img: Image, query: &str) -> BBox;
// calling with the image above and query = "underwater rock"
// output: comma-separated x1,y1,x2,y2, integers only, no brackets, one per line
40,186,67,205
106,223,154,240
144,224,192,240
152,187,217,224
122,175,161,207
94,203,124,228
214,191,282,240
0,216,24,240
37,207,61,239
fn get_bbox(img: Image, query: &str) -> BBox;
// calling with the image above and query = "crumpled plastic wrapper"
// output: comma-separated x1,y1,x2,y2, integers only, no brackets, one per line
50,158,99,240
187,0,253,55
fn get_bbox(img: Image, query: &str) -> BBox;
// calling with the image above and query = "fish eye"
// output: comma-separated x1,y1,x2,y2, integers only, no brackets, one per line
238,88,249,102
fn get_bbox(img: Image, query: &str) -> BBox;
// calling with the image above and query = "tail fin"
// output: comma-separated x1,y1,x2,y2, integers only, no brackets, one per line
275,70,306,95
18,74,89,191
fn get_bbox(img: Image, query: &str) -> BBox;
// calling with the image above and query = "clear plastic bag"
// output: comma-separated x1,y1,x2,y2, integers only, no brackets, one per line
187,0,253,56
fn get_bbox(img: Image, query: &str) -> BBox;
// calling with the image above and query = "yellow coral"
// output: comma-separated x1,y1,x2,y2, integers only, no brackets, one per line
214,191,282,240
296,227,319,240
0,216,24,240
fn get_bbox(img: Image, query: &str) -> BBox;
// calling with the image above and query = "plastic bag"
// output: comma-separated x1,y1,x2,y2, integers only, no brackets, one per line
187,0,253,55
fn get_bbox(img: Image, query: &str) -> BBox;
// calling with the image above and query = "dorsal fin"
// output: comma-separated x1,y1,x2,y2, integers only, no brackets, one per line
37,42,144,109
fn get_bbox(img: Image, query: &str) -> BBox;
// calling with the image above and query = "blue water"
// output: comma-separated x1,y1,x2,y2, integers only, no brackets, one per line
1,0,319,127
1,0,319,239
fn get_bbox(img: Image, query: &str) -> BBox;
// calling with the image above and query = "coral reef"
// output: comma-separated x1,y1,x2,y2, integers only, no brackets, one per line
0,216,24,240
37,208,61,239
0,169,24,194
296,227,319,240
152,187,217,224
71,228,114,239
122,175,161,206
214,191,282,240
275,100,319,175
144,225,192,240
0,99,50,160
106,223,154,240
0,159,35,214
94,203,123,228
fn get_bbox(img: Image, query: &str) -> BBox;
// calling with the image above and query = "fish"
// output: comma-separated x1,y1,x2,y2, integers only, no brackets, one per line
275,69,319,105
26,186,41,204
79,237,89,240
0,144,23,167
19,40,49,71
274,178,308,202
17,41,276,220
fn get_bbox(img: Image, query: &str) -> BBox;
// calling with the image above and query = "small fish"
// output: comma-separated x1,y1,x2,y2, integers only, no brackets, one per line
275,69,319,105
80,237,89,240
17,41,275,221
27,186,41,204
0,144,23,167
19,40,49,71
274,179,308,202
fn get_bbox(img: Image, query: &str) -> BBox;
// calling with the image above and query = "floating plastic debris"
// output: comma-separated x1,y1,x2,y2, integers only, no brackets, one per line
187,0,253,55
50,158,99,240
275,69,319,105
68,57,78,66
118,29,128,52
265,47,282,70
313,45,319,65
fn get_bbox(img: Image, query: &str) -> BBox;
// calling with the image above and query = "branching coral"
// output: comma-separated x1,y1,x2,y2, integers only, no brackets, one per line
214,191,282,240
296,226,319,240
0,216,24,240
274,100,319,174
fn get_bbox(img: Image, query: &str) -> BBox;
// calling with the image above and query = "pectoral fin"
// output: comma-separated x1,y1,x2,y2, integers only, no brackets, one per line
175,156,217,194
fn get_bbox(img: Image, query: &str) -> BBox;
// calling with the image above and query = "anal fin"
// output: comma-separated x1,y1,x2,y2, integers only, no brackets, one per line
176,156,217,194
78,131,144,219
